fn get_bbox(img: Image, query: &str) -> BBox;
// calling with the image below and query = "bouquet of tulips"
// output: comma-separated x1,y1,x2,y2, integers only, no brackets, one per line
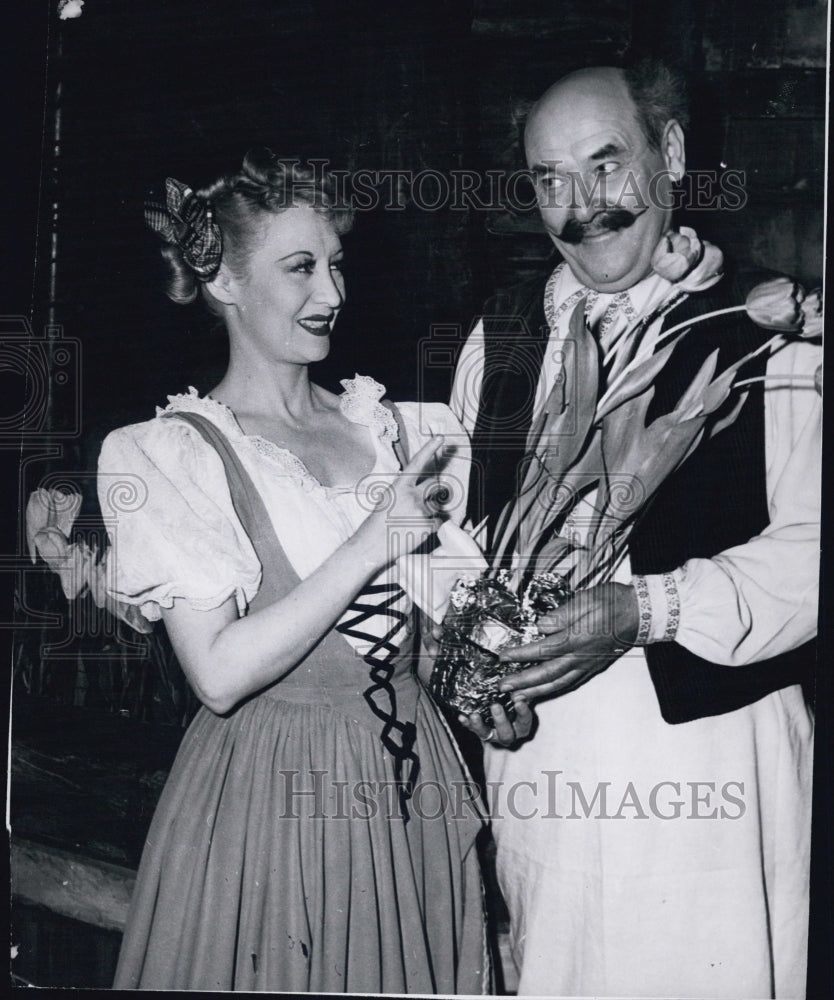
422,232,821,723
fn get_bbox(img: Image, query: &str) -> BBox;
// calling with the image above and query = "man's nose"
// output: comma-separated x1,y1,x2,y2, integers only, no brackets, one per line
568,201,597,225
568,176,606,222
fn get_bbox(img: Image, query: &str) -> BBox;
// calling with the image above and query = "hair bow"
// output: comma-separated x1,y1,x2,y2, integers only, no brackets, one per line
144,177,223,279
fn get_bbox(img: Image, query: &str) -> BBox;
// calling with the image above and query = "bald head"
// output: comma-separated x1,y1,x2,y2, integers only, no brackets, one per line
525,68,639,165
528,62,690,156
526,68,633,151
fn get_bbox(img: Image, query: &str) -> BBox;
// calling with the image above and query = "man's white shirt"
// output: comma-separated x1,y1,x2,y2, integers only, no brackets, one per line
450,261,821,665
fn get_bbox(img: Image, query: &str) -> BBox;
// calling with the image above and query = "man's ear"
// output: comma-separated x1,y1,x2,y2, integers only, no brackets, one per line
662,119,686,182
204,263,238,307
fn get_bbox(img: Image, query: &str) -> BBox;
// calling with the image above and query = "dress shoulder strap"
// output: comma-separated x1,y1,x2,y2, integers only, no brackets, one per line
162,410,300,607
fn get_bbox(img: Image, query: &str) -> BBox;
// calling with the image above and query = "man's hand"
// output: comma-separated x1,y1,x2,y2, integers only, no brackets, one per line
497,583,640,702
457,696,536,748
419,621,536,746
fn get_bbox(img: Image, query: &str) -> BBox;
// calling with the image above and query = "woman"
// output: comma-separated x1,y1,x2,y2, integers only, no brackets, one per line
100,149,499,992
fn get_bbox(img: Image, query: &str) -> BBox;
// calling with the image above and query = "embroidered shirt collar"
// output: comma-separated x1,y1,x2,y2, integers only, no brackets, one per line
544,262,676,346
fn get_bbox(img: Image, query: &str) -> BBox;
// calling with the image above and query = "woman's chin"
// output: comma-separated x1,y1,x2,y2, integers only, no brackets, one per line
297,340,331,366
309,337,331,360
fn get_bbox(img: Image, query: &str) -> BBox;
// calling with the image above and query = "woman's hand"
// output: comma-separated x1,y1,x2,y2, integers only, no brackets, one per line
358,435,449,566
457,695,536,749
162,435,451,716
415,620,443,685
422,621,443,659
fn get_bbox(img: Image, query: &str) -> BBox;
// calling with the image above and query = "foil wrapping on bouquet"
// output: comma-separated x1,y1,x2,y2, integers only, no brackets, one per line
428,571,572,725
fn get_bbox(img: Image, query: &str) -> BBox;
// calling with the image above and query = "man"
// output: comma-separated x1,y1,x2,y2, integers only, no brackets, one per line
450,63,820,998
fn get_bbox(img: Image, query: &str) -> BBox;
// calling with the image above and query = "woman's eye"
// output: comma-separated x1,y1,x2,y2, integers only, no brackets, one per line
330,261,343,273
291,260,316,274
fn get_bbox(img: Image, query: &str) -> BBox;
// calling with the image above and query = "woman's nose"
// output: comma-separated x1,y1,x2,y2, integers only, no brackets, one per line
314,266,344,309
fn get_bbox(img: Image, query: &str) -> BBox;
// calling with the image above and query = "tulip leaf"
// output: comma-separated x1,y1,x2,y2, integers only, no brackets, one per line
535,301,599,477
521,432,606,557
673,348,720,420
528,532,575,575
708,390,749,438
504,302,600,580
596,332,687,422
698,336,775,417
699,368,737,416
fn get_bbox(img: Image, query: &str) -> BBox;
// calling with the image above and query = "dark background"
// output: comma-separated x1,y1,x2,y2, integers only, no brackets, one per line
13,0,828,445
6,0,830,992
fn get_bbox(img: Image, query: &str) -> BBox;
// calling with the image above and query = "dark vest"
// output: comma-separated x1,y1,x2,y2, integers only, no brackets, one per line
468,269,816,724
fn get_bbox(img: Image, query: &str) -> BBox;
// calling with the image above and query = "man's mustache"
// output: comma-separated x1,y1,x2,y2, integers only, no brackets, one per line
557,208,639,245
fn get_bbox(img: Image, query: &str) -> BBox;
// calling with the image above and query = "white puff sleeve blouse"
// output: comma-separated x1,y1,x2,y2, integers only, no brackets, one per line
97,377,470,625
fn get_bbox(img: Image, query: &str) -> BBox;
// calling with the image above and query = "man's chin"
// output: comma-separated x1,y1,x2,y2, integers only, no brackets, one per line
554,236,653,294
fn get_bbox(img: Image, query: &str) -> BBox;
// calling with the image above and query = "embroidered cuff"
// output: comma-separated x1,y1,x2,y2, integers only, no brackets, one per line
630,572,682,644
661,571,681,642
633,575,652,645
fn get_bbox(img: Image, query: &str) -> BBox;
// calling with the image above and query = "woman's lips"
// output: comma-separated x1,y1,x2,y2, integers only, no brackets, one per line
298,317,333,336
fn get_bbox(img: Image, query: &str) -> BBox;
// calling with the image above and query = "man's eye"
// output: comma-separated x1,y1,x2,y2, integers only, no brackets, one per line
597,161,620,174
538,175,566,192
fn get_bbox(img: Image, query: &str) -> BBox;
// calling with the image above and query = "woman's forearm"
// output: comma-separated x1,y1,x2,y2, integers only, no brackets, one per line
163,435,445,714
163,512,391,713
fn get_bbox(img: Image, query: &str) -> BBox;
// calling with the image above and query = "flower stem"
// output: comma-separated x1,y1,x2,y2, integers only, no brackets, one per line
740,333,783,364
654,304,747,349
734,374,817,388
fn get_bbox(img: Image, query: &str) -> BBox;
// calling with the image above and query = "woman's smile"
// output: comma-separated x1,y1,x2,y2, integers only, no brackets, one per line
298,313,336,336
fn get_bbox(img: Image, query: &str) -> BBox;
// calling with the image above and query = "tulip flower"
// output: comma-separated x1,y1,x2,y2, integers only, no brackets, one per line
650,227,724,293
26,489,83,563
655,275,816,352
799,288,823,339
744,277,804,331
26,487,153,633
651,228,702,282
676,241,724,293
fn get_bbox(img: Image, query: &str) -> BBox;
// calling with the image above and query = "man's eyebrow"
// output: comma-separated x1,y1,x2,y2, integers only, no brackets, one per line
530,142,626,175
530,161,563,176
589,141,626,161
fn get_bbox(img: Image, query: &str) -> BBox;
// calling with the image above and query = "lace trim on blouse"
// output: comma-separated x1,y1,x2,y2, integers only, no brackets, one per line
160,377,398,494
339,374,398,443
